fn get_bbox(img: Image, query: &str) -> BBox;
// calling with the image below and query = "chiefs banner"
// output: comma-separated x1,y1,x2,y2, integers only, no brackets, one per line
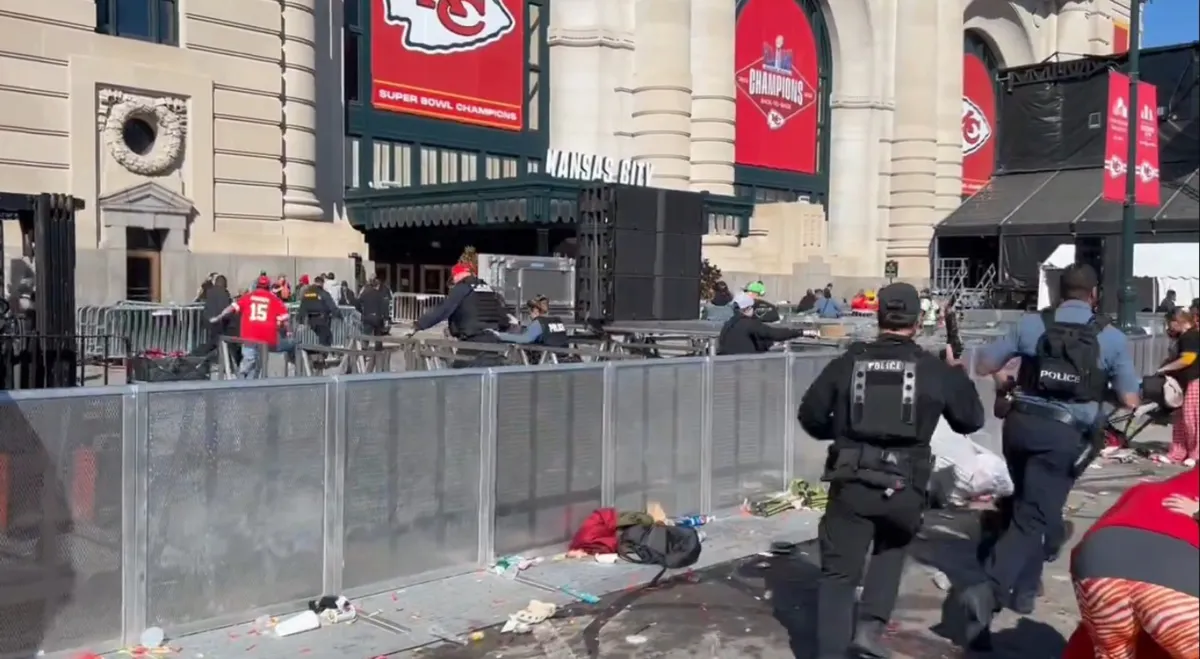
961,53,997,196
1102,72,1160,206
734,0,820,174
1134,81,1161,206
371,0,524,131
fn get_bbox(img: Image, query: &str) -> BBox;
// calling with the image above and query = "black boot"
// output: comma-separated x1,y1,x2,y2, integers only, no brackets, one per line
849,620,892,659
956,583,997,648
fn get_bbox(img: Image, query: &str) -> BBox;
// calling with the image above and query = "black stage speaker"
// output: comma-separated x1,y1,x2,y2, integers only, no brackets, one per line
575,185,705,323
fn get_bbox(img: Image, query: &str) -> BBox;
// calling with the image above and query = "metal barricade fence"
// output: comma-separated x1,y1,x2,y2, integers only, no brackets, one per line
0,333,1172,657
74,302,363,358
391,292,446,324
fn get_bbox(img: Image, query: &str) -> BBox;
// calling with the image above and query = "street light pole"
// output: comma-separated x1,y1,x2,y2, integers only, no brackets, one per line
1116,0,1144,332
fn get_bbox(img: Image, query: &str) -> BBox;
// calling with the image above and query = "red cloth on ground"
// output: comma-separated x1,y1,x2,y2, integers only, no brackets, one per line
1062,468,1199,659
569,508,619,554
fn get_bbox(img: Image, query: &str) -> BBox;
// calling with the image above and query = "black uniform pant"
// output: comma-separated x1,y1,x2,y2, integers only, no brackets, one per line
980,410,1079,607
451,332,505,369
816,481,924,658
305,319,334,346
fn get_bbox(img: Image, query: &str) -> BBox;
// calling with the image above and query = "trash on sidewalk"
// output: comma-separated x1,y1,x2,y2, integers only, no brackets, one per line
559,585,600,603
275,610,321,637
491,555,541,577
501,599,558,634
139,627,165,649
744,479,828,517
308,594,357,624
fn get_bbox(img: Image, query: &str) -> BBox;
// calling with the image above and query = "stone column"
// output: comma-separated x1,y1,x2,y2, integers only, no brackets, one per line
548,0,603,153
934,0,964,218
282,0,323,219
688,0,735,195
886,0,939,277
1057,0,1091,59
632,0,692,189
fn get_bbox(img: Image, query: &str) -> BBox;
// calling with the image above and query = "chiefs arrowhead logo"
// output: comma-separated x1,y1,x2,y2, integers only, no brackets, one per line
382,0,515,54
962,96,992,156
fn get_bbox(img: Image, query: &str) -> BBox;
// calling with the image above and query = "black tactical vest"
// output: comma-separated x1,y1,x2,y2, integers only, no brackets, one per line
298,285,325,318
848,343,921,442
1016,310,1108,403
448,278,507,339
535,315,569,347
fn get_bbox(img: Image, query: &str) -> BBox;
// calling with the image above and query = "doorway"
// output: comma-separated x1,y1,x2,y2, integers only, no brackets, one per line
419,265,449,294
125,228,164,302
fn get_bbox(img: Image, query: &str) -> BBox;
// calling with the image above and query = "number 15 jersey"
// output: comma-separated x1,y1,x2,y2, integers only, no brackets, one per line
237,290,289,347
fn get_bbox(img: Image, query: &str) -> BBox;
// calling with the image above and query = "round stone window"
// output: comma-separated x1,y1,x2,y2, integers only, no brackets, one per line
121,115,158,156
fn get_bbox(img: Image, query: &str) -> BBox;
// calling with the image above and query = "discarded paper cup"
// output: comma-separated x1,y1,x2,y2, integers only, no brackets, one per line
275,610,321,637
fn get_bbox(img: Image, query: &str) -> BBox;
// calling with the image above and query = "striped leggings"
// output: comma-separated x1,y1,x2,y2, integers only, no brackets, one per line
1074,576,1200,658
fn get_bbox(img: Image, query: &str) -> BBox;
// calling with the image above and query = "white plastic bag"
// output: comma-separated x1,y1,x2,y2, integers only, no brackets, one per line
929,419,1014,506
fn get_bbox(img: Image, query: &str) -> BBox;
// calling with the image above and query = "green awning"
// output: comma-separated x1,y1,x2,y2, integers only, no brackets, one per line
345,175,753,236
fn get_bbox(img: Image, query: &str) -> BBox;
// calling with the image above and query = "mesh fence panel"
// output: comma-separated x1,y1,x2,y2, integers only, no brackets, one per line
710,356,789,509
494,367,605,555
0,394,123,655
791,353,838,483
612,362,705,515
144,383,328,628
342,374,483,589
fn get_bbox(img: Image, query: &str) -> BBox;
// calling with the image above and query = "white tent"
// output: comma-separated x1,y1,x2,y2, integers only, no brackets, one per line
1037,242,1200,310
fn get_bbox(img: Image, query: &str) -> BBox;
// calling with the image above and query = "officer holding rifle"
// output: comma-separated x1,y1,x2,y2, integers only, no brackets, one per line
797,282,984,659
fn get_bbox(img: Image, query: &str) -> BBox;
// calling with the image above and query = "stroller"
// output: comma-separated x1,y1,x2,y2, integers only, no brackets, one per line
1103,373,1184,452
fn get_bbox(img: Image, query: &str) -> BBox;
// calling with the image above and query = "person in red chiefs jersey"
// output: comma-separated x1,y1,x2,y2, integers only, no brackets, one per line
1063,467,1199,659
210,275,292,378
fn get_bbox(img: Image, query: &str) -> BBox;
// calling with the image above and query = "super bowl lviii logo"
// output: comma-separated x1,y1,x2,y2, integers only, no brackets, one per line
736,35,816,131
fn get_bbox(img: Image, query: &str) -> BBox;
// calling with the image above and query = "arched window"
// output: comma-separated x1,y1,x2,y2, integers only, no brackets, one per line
733,0,833,206
95,0,178,45
963,30,1002,195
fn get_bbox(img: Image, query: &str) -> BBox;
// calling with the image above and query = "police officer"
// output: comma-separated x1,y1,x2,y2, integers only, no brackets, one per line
489,295,572,362
797,282,984,659
356,277,392,339
298,275,341,346
717,293,806,355
412,264,510,366
954,264,1140,648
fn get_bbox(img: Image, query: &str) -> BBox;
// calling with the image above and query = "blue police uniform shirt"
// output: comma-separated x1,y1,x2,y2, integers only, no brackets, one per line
977,299,1140,426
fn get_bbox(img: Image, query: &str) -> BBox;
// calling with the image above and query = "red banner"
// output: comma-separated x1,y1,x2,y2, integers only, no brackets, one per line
1113,22,1130,54
371,0,525,131
734,0,820,174
1134,81,1161,206
962,53,997,196
1102,71,1131,204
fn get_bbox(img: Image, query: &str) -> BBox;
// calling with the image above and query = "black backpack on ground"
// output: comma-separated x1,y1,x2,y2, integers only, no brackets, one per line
617,523,702,585
1020,310,1109,403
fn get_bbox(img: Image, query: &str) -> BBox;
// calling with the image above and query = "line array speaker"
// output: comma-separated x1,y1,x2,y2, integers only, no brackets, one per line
575,184,705,323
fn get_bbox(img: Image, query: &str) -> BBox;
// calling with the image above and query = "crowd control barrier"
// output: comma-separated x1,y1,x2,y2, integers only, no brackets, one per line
391,292,446,324
0,336,1171,657
74,302,364,358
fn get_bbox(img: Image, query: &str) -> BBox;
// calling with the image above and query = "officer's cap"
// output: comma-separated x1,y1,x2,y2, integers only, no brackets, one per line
876,283,920,326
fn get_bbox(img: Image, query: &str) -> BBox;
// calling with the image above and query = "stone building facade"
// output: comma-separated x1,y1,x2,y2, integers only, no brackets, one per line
546,0,1134,286
0,0,1134,304
0,0,366,305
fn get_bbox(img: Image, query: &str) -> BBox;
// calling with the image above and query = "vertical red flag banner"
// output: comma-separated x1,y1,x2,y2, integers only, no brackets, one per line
1102,71,1131,204
961,54,997,196
1134,81,1161,206
371,0,525,131
734,0,820,174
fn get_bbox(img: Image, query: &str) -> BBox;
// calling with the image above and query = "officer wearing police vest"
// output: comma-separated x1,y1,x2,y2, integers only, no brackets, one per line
412,264,511,365
953,264,1140,649
797,282,984,659
297,275,341,346
488,295,574,362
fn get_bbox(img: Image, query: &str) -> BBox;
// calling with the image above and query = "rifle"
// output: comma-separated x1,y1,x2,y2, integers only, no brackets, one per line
940,295,964,361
